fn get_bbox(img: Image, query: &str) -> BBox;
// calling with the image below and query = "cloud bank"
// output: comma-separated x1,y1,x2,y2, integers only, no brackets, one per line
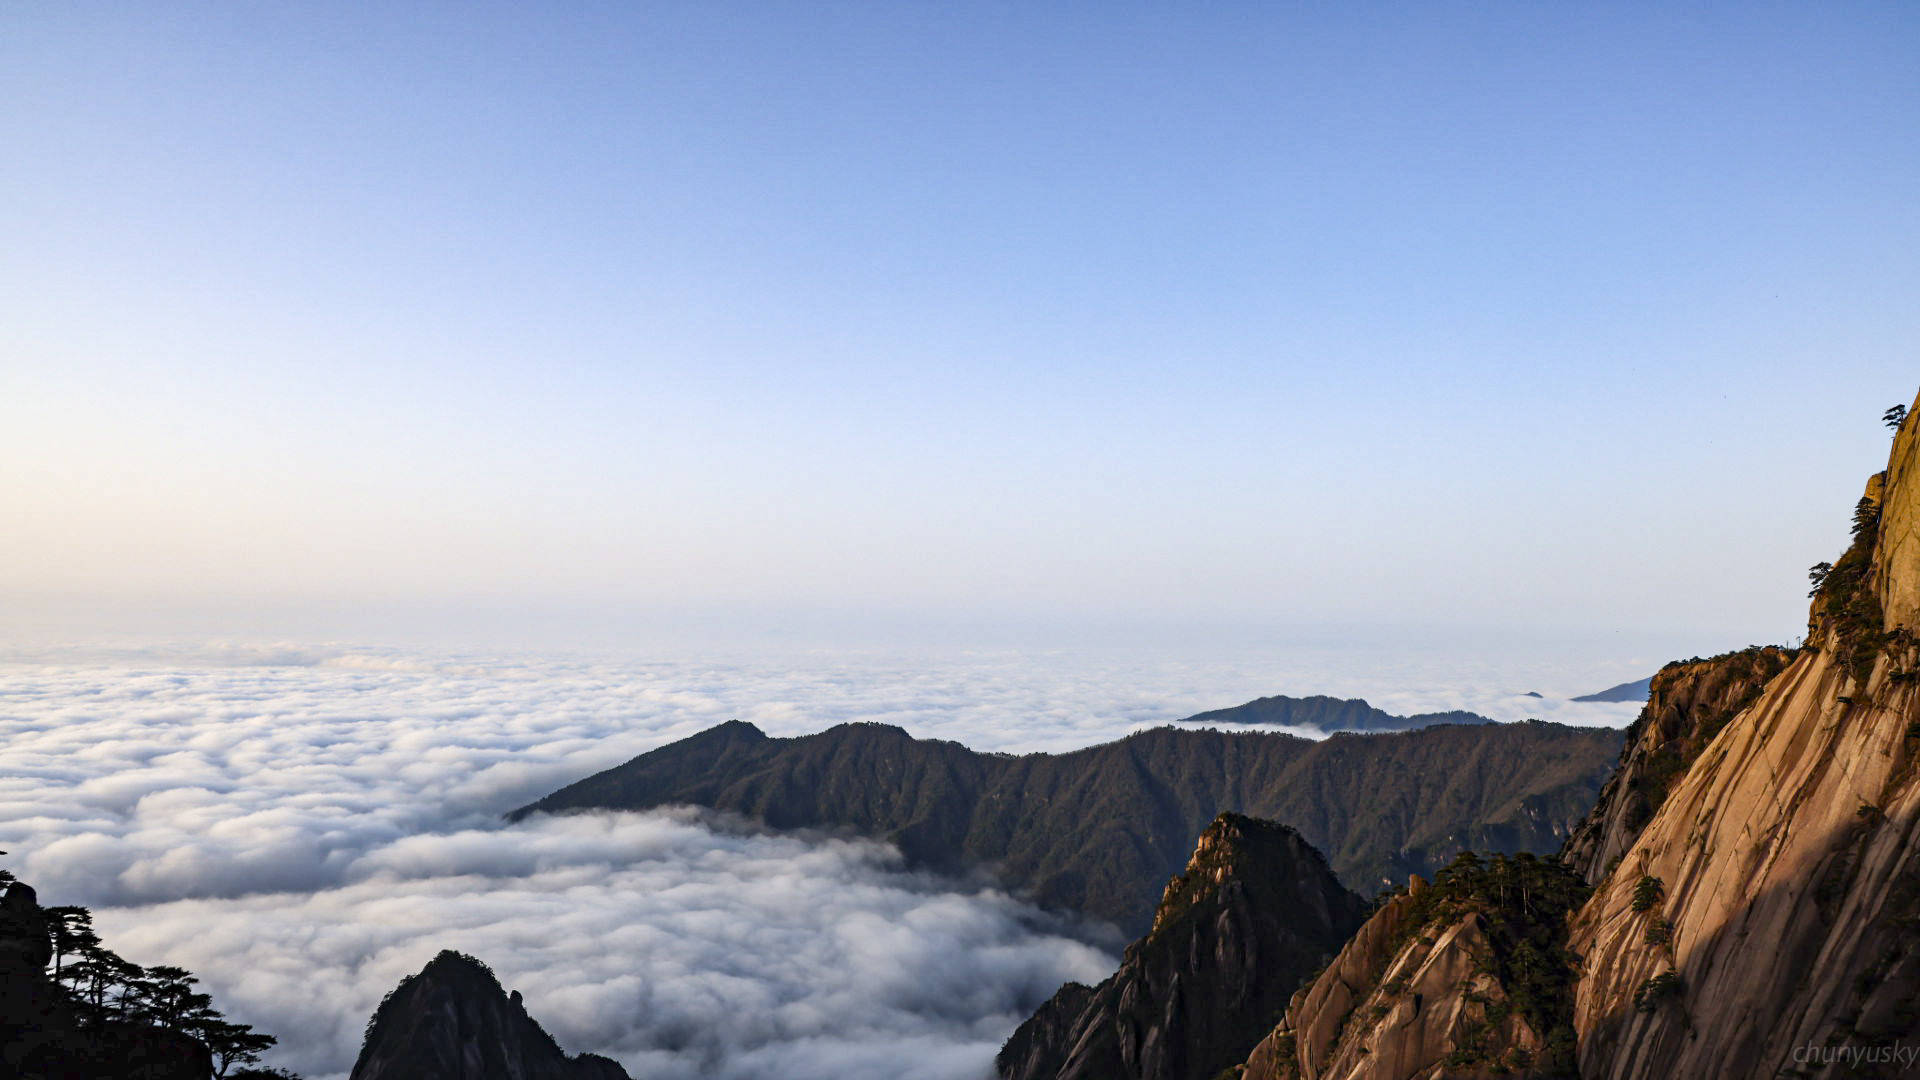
0,642,1643,1077
102,809,1110,1080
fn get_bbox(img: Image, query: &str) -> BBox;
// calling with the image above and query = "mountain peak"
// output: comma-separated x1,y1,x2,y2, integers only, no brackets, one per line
1149,813,1319,938
350,951,630,1080
1001,814,1365,1080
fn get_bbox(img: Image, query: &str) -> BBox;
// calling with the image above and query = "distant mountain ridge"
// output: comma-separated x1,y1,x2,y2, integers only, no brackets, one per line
512,719,1620,934
1571,676,1654,703
1174,693,1489,732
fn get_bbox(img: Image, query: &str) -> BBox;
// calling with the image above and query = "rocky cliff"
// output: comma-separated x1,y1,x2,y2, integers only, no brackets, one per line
1236,851,1589,1080
1566,388,1920,1078
1560,645,1798,883
350,951,629,1080
997,814,1366,1080
515,720,1619,934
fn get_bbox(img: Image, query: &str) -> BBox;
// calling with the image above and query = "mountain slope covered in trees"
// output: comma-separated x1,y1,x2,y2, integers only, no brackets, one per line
514,719,1620,934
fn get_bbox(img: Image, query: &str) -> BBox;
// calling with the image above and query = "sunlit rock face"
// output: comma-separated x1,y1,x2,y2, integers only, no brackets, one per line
1568,387,1920,1079
1560,645,1799,885
998,813,1366,1080
1237,850,1590,1080
350,950,631,1080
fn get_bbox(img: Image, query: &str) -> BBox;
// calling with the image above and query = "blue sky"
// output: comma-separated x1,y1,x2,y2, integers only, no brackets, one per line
3,3,1917,657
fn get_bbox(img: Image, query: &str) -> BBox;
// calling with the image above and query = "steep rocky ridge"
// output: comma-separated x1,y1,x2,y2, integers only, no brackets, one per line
1567,388,1920,1078
514,720,1620,934
350,950,629,1080
1237,852,1588,1080
1559,645,1798,883
997,814,1366,1080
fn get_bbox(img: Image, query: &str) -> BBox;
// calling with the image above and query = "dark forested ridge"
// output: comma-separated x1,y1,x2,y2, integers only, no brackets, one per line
1176,693,1488,732
512,719,1621,934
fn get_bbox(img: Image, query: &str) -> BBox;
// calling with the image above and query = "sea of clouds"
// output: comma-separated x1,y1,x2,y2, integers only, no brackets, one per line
0,641,1643,1079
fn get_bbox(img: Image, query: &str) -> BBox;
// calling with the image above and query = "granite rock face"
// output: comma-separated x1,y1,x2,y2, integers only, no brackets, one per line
998,814,1366,1080
350,951,630,1080
1559,645,1798,884
1568,387,1920,1079
1238,390,1920,1079
1237,852,1587,1080
1243,903,1548,1080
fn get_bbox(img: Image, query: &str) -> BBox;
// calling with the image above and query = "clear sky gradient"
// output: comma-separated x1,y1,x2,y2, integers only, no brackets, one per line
3,3,1917,657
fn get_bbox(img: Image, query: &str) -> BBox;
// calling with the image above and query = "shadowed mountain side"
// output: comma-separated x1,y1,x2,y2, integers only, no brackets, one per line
1174,694,1488,733
512,720,1621,935
350,951,630,1080
998,814,1367,1080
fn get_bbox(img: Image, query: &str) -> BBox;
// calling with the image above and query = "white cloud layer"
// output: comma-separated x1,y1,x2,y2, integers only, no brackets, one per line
101,810,1111,1080
0,641,1644,1078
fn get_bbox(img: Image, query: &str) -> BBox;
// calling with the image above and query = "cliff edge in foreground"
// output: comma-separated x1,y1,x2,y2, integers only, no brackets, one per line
1567,390,1920,1078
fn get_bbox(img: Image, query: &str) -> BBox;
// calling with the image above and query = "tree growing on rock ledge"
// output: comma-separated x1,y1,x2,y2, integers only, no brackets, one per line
0,856,300,1080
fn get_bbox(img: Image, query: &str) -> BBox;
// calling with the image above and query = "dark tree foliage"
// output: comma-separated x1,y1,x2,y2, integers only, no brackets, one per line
4,859,297,1079
1643,915,1672,946
1886,404,1907,431
1393,850,1591,1076
1808,495,1889,684
1633,970,1684,1012
1630,874,1665,913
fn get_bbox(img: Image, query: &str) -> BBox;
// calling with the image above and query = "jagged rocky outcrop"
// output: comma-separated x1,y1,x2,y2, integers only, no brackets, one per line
514,720,1619,934
998,814,1366,1080
1567,388,1920,1078
1559,645,1797,883
1238,852,1589,1080
350,951,629,1080
1175,694,1489,733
